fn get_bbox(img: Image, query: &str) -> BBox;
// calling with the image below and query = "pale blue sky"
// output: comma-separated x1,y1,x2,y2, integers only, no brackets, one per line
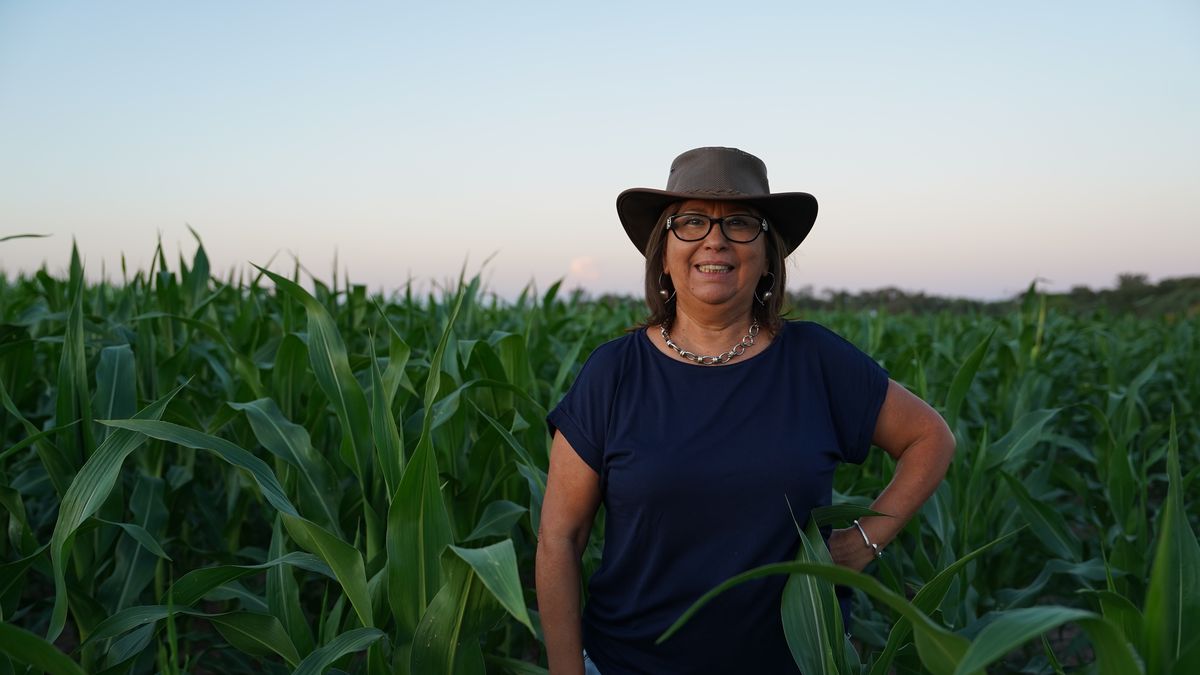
1,1,1197,300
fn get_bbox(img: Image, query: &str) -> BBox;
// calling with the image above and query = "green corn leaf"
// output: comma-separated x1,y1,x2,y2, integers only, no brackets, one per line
996,557,1108,609
283,513,376,629
0,368,75,496
268,516,316,656
410,553,496,675
96,517,171,560
429,378,476,432
369,338,404,495
781,521,845,674
0,547,46,616
986,408,1060,471
450,541,535,634
999,472,1080,561
99,419,299,518
208,612,302,667
0,486,38,554
84,604,308,662
387,427,455,641
47,383,184,640
271,332,310,418
463,501,527,542
208,581,270,613
870,529,1020,675
489,332,535,394
1174,635,1200,675
166,551,332,607
515,462,548,537
1078,589,1144,655
130,311,267,396
944,328,993,430
86,604,178,643
56,272,96,465
184,224,211,306
810,503,888,527
387,288,465,641
293,627,386,675
92,344,136,443
0,621,86,675
1143,412,1200,674
104,623,155,669
92,475,167,618
0,417,76,467
471,402,544,473
421,289,467,414
1042,633,1067,675
257,267,372,484
914,528,1020,614
659,560,970,675
101,472,169,612
374,304,412,402
953,607,1140,675
98,418,375,630
549,327,592,404
228,398,341,534
0,232,51,242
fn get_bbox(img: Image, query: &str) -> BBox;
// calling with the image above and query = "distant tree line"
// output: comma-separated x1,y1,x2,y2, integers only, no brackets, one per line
787,285,993,315
781,274,1200,317
1055,273,1200,317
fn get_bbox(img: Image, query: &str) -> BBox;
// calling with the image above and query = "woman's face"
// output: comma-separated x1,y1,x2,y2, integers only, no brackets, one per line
662,199,768,314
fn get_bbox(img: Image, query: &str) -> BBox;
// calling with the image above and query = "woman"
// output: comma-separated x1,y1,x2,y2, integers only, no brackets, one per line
536,147,956,675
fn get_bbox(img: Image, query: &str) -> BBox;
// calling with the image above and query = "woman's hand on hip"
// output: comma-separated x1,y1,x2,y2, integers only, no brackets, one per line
828,526,877,572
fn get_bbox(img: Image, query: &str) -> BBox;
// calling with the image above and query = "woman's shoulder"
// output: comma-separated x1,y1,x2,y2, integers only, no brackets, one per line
780,318,845,343
780,319,872,358
572,329,643,378
587,328,643,362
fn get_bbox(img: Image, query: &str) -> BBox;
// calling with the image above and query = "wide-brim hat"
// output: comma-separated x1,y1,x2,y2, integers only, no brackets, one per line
616,146,817,256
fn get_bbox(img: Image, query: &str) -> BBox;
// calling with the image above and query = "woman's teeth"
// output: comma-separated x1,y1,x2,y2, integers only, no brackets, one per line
697,264,733,273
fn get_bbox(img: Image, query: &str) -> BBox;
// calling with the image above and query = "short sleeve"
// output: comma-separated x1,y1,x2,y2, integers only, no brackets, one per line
815,326,890,464
546,341,622,476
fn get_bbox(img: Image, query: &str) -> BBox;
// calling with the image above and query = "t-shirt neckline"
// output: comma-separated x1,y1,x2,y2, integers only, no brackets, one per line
639,322,786,369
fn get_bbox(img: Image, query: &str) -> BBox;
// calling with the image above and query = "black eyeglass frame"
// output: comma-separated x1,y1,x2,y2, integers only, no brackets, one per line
665,213,770,243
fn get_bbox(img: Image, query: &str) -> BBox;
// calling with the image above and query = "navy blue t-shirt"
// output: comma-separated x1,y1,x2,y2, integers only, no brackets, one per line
547,320,890,675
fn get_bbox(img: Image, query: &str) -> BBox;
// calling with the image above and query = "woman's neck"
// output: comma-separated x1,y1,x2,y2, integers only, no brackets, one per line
666,305,759,356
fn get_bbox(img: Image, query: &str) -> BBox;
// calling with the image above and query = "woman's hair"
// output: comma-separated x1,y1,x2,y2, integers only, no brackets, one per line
640,201,788,333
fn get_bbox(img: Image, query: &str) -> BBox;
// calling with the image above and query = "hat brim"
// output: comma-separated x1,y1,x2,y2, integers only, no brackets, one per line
616,188,817,257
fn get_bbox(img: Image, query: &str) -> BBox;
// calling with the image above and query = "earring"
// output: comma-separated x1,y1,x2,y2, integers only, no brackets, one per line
658,272,676,302
754,271,776,306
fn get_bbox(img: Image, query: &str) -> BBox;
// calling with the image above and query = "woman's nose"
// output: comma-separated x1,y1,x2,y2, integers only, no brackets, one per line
702,220,729,248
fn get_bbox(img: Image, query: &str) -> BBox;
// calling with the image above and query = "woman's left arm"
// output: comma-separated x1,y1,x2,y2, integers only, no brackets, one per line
828,378,957,572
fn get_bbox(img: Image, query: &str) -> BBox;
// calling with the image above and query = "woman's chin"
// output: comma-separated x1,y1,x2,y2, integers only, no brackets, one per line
681,289,750,310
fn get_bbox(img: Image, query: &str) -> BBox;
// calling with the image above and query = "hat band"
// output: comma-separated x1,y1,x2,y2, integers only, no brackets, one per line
673,187,753,196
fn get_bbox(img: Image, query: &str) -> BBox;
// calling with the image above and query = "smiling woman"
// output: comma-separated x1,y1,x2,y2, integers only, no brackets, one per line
659,200,772,328
535,147,957,675
632,151,801,340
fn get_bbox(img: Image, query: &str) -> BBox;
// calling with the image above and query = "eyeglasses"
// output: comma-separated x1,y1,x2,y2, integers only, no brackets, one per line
665,213,768,243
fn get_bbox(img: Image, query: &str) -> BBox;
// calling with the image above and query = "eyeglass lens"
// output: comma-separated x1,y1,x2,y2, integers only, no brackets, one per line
670,214,764,243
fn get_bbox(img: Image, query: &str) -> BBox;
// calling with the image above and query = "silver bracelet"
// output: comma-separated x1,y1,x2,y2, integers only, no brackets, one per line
853,519,883,559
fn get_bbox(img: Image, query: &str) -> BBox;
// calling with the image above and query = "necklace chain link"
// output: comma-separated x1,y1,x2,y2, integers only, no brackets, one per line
660,320,760,365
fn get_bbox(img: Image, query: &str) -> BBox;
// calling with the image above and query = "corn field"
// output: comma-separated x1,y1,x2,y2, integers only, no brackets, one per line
0,238,1196,674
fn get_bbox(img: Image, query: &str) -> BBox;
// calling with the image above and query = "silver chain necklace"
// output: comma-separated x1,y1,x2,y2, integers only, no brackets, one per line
660,320,760,365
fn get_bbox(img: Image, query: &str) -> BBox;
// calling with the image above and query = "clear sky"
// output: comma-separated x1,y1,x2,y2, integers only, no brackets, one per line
1,1,1197,301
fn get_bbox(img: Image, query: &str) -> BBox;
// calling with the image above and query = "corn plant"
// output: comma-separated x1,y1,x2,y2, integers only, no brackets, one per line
0,237,1195,673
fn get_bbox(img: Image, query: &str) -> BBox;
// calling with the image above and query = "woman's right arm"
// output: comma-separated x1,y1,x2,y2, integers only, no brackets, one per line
536,431,602,675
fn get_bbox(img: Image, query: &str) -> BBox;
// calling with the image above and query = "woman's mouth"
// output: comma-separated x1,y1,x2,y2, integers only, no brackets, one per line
696,264,733,274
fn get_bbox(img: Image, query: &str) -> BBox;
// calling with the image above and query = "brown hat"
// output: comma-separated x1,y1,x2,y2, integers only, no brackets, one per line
616,147,817,256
